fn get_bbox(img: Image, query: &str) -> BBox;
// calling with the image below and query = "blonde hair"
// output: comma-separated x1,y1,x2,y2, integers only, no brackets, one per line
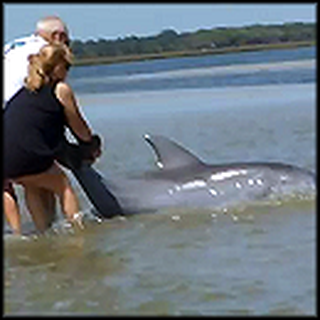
25,43,73,92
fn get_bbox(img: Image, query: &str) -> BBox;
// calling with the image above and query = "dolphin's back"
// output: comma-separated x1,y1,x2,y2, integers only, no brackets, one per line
71,134,315,218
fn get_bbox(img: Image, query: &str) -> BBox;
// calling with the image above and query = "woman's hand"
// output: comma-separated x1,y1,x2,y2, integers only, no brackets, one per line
79,134,102,164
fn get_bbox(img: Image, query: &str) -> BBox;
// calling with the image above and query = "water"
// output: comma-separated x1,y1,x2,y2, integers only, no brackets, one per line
69,46,315,94
4,47,316,315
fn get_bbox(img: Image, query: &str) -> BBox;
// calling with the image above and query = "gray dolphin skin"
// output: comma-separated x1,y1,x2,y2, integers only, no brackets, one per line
73,134,316,218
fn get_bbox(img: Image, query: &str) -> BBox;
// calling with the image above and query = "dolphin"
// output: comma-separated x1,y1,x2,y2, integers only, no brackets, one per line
71,134,316,218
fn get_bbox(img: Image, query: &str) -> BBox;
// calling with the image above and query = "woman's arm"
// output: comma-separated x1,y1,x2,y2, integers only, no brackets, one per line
54,81,92,142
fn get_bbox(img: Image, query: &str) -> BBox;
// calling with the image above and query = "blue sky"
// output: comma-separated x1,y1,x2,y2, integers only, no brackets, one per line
4,4,316,43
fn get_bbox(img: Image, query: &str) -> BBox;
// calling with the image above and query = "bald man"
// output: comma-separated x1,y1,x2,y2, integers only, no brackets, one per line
4,16,70,234
4,16,70,103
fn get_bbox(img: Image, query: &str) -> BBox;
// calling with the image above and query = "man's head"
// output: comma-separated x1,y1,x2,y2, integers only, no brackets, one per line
35,16,70,46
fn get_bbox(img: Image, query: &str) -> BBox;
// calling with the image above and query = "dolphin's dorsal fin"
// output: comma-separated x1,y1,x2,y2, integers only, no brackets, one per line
144,134,203,170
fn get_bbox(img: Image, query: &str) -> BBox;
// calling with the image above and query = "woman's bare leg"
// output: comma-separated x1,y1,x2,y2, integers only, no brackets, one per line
3,190,21,235
15,163,81,228
39,189,57,226
4,180,56,234
24,186,56,233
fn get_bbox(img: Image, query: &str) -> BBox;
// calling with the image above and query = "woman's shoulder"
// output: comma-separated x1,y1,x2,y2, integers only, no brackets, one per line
54,81,74,101
54,81,72,94
54,81,76,109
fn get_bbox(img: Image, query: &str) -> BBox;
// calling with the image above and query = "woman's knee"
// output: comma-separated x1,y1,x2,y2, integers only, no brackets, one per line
3,180,18,202
14,164,72,195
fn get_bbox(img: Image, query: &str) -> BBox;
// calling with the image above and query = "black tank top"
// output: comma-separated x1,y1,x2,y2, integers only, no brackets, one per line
4,84,66,179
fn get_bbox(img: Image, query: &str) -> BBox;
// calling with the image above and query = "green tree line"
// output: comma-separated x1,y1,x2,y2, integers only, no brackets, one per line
71,22,315,60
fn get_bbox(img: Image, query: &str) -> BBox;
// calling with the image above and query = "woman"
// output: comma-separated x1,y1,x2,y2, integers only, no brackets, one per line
4,43,100,234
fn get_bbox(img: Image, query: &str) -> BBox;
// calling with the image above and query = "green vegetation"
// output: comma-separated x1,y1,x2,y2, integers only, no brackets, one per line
71,22,316,66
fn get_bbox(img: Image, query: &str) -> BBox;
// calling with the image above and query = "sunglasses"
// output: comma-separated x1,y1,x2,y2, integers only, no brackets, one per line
52,30,70,46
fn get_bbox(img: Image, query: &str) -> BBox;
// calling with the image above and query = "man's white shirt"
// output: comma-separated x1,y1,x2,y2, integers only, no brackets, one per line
4,34,48,103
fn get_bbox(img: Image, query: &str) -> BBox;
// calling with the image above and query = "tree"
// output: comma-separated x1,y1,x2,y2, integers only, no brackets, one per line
71,23,315,60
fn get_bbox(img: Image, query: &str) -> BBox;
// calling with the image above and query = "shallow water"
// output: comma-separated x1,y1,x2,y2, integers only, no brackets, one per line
4,201,316,315
4,48,316,315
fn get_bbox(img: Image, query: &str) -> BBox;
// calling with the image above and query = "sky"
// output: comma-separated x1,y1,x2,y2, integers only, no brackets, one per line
3,3,316,43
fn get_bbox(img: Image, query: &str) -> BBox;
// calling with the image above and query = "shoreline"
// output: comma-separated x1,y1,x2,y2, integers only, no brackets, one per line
73,41,315,67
